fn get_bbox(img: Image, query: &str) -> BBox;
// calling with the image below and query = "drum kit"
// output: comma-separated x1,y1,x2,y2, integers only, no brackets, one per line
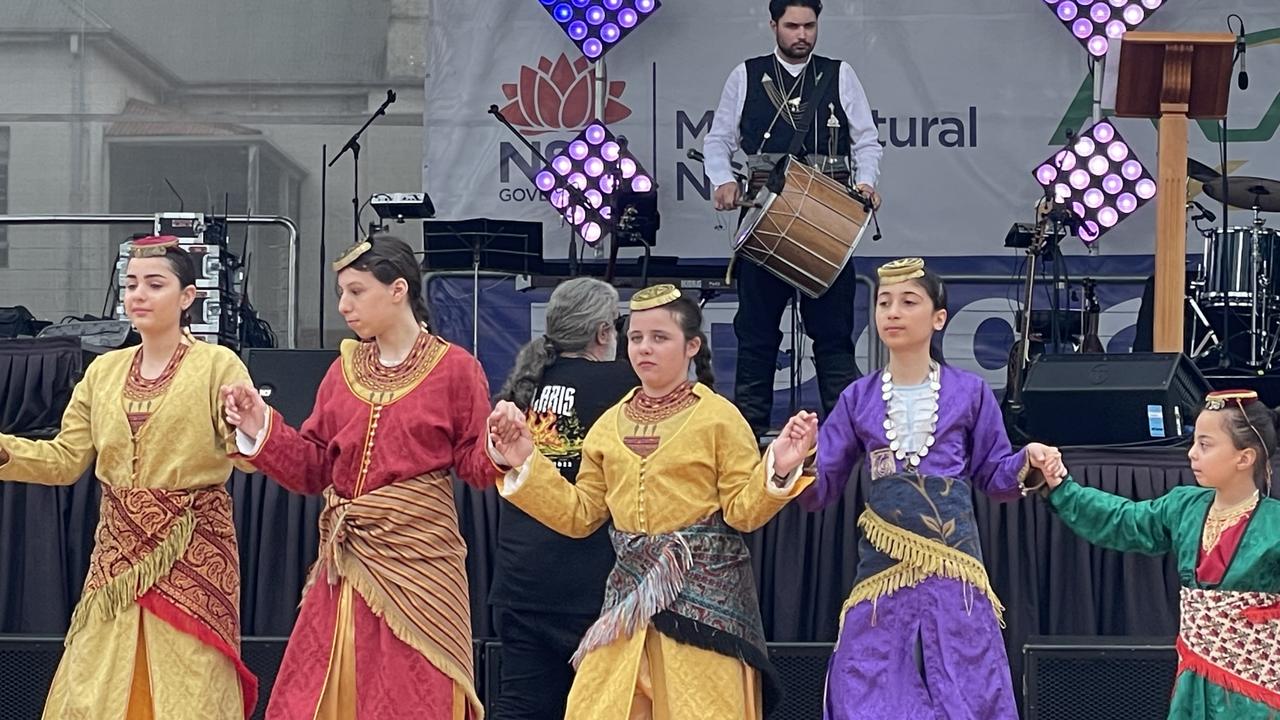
1188,171,1280,371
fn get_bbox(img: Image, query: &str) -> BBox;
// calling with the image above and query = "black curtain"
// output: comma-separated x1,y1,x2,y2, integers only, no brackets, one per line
1,445,1203,697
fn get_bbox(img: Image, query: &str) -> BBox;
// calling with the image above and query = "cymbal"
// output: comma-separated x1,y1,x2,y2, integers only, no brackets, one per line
1187,158,1219,184
1202,176,1280,213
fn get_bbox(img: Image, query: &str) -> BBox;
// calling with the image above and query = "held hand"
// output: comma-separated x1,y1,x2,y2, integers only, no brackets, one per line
713,182,742,211
771,410,819,478
1025,442,1067,487
856,183,882,211
220,381,268,438
488,400,534,468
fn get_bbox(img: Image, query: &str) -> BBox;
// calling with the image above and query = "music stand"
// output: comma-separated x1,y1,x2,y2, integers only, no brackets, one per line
421,219,543,351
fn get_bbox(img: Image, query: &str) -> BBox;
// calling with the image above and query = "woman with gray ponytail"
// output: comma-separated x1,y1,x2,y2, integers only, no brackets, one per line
489,277,638,720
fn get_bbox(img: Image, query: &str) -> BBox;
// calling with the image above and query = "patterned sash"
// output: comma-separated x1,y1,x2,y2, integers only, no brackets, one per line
71,483,256,717
844,472,1003,628
310,471,482,719
574,513,782,712
1179,586,1280,709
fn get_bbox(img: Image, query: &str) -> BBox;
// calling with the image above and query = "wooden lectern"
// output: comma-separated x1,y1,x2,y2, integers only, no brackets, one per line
1113,32,1234,353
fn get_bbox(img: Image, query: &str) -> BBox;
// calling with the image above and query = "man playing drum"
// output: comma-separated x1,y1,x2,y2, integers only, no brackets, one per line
702,0,884,437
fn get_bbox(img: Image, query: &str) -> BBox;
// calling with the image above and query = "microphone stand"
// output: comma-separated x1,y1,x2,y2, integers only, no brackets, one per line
330,89,397,244
488,104,598,276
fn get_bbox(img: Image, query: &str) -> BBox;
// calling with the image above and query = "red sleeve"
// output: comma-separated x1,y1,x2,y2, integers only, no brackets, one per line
450,352,503,490
241,360,343,495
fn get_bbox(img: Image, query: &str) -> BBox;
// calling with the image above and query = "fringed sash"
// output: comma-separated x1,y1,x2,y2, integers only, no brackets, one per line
574,513,783,713
310,471,483,720
73,483,256,717
1178,586,1280,710
843,473,1004,630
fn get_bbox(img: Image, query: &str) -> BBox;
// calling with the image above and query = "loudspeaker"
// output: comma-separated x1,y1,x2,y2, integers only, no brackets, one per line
0,636,288,720
1024,637,1176,720
479,640,832,719
1022,353,1210,445
242,348,339,428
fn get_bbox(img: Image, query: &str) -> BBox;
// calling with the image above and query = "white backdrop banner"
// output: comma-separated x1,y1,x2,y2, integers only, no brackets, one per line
426,0,1280,265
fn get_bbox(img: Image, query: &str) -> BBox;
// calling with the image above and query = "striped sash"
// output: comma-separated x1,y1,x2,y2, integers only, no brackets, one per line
310,472,481,719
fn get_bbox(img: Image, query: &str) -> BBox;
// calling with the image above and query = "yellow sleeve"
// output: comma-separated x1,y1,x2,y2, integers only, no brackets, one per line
716,403,813,533
0,362,99,485
500,421,611,539
207,346,257,474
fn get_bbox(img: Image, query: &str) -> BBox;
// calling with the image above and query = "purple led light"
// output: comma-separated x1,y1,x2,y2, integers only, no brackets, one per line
1072,18,1093,39
553,3,573,22
571,0,589,6
1092,122,1115,143
1122,5,1144,25
582,222,602,244
1121,159,1143,180
566,205,586,225
603,0,622,8
1106,141,1129,162
586,6,605,24
569,141,589,160
632,175,653,192
601,141,620,162
585,124,606,145
1087,36,1109,57
1088,155,1110,176
1141,0,1161,8
601,23,620,43
1135,178,1156,199
1036,164,1058,185
599,175,616,193
1055,150,1077,172
1105,19,1126,38
585,189,603,207
1084,188,1105,208
584,157,605,177
1057,2,1078,21
618,8,638,27
1079,221,1100,244
535,171,556,192
1072,201,1087,218
550,189,570,209
1117,192,1138,214
1054,183,1072,201
1070,169,1091,190
1102,174,1124,194
552,156,573,175
1090,3,1111,22
568,172,588,190
600,206,612,219
1108,0,1126,8
636,0,656,13
1098,207,1120,227
1074,137,1096,157
583,38,603,58
620,157,637,179
567,21,588,40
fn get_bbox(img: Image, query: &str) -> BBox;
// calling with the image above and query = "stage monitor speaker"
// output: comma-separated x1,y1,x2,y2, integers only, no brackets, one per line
480,640,831,719
1024,636,1176,720
242,348,339,428
1021,353,1210,446
0,636,287,720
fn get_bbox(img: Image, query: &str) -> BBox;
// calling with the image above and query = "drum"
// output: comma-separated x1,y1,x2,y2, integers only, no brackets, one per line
1200,226,1280,308
732,156,872,299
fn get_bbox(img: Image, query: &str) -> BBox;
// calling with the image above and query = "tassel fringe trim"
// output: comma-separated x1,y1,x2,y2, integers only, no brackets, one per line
65,509,195,645
1177,636,1280,712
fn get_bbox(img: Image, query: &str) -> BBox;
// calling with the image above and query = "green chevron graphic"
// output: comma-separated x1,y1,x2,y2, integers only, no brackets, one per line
1049,28,1280,145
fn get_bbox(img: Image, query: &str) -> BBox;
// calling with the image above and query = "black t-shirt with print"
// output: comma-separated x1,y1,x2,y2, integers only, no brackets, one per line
488,357,638,614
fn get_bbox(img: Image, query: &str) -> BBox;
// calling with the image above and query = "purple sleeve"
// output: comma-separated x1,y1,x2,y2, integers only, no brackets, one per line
966,380,1028,501
801,389,864,511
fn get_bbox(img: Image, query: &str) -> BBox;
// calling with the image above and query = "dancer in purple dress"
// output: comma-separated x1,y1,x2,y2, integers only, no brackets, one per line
802,258,1067,719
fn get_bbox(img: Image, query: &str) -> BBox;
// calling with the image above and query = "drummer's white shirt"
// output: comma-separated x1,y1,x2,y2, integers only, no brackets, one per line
703,49,883,190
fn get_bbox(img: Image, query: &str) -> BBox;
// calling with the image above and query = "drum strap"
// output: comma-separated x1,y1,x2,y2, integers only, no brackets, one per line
785,57,839,161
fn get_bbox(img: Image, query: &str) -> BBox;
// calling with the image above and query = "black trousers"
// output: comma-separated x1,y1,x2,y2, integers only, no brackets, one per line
489,606,596,719
733,258,861,435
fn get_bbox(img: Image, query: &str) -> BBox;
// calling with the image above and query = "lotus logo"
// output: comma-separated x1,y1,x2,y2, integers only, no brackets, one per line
499,53,632,135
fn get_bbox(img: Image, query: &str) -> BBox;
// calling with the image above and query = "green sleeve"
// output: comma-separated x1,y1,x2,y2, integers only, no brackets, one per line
1047,477,1198,555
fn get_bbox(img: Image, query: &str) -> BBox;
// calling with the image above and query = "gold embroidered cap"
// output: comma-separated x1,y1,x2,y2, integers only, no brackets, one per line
332,239,373,272
1204,389,1259,411
630,284,683,311
877,257,926,286
129,235,180,258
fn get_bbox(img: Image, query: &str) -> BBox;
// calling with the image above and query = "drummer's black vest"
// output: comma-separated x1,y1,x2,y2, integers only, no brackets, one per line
739,54,851,157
